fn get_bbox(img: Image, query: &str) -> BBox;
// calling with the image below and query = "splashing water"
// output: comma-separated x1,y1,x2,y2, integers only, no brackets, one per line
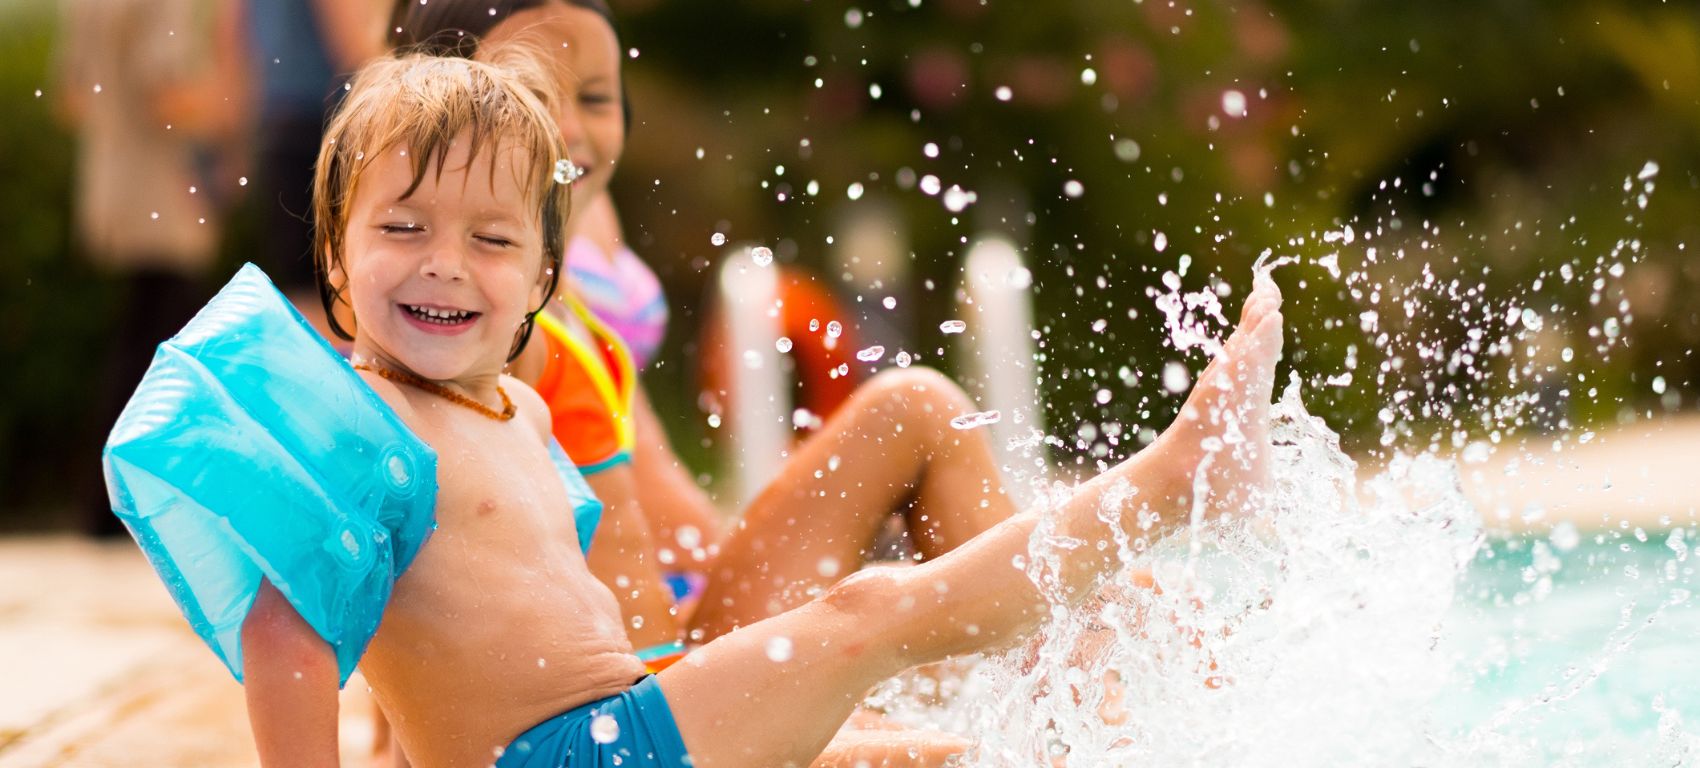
850,165,1700,759
929,377,1482,766
951,410,1003,431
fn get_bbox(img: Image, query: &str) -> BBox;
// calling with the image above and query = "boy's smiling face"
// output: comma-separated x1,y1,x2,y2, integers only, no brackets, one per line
340,137,548,384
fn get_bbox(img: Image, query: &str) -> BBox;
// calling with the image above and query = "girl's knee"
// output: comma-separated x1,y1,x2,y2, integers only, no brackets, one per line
863,367,977,419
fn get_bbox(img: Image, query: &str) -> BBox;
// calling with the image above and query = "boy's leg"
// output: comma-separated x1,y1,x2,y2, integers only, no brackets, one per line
661,517,1051,768
690,367,1017,638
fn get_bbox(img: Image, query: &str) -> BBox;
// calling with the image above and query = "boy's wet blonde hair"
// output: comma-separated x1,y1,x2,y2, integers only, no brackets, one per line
312,51,569,361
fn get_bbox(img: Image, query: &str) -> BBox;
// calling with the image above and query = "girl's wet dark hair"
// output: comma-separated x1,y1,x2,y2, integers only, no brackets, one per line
389,0,631,133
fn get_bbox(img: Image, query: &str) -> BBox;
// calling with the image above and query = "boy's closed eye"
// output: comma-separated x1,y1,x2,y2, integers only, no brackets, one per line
380,223,426,236
474,234,516,248
580,92,616,109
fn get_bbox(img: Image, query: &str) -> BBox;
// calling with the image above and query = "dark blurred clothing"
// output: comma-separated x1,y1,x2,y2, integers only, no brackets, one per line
245,0,341,291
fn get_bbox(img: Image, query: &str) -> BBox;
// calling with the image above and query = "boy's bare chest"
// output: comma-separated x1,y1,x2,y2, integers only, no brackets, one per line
429,442,568,534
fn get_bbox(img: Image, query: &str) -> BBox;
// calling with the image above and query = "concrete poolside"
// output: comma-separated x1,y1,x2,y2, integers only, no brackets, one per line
0,536,377,768
1,414,1696,766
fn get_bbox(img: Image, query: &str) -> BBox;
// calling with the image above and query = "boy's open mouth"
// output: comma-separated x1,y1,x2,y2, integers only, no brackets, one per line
400,303,481,328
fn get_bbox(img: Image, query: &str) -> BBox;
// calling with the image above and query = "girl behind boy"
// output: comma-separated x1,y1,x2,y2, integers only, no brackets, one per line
390,0,1020,651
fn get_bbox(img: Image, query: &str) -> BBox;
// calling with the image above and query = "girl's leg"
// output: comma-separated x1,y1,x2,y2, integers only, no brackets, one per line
690,367,1018,639
660,276,1283,767
583,468,685,648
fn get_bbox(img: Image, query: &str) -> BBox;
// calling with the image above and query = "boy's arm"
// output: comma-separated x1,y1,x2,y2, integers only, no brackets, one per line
242,580,341,768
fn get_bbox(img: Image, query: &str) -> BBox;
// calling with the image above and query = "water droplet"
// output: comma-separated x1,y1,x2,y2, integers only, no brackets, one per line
1008,267,1033,290
1638,160,1660,180
675,525,702,550
1222,89,1248,118
706,413,722,429
994,85,1013,101
826,320,843,339
817,557,841,577
1549,521,1580,552
1161,361,1190,393
809,318,821,332
1080,68,1097,86
942,185,975,212
847,182,865,201
939,320,967,334
552,158,582,184
856,345,885,362
765,635,795,662
1114,138,1141,163
750,246,774,266
882,296,897,310
590,714,620,744
775,337,793,353
844,8,864,28
895,350,912,367
238,176,249,187
919,175,942,196
1153,232,1168,252
711,232,726,246
950,409,1002,430
1063,180,1085,198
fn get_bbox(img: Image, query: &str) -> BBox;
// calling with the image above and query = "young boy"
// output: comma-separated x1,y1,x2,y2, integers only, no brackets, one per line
245,53,1284,767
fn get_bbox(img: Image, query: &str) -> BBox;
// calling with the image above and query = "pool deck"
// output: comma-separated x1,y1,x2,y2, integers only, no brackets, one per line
1457,413,1700,534
2,414,1697,766
0,536,377,768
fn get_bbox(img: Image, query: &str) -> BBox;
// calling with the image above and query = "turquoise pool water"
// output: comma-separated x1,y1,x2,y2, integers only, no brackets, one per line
1437,533,1700,746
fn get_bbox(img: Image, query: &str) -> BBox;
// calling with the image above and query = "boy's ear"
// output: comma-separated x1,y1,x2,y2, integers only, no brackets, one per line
321,252,358,337
531,259,555,308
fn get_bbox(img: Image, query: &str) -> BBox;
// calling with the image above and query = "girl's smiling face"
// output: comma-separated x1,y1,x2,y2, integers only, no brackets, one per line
483,4,625,222
340,138,550,385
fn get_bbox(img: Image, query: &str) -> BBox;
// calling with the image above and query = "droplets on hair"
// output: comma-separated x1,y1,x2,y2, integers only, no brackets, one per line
553,159,584,185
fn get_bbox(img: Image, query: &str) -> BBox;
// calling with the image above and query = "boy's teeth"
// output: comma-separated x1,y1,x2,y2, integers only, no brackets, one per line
407,305,473,323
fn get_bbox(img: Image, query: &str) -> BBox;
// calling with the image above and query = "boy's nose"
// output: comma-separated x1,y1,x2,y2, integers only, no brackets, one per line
420,244,468,281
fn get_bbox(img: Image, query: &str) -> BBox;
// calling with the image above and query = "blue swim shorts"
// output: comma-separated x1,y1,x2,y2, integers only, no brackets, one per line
497,675,692,768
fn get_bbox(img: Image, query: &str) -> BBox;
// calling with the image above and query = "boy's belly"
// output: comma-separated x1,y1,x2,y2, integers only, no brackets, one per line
361,527,649,767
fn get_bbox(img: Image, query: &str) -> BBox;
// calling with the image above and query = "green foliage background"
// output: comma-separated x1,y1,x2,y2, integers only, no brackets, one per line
3,0,1697,523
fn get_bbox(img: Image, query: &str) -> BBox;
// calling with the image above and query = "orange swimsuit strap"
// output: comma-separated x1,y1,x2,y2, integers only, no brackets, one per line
533,295,637,474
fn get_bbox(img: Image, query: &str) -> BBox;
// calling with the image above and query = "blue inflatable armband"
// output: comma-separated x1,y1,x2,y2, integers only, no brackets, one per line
103,264,437,686
548,437,603,556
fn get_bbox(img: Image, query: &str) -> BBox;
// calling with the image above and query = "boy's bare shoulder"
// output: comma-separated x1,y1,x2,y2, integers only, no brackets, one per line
501,374,552,445
358,370,421,424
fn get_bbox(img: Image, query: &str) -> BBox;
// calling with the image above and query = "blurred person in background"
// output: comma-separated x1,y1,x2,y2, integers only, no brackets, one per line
240,0,389,337
57,0,248,536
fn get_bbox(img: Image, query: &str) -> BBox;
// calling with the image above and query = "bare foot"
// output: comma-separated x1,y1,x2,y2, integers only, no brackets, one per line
1146,271,1285,520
